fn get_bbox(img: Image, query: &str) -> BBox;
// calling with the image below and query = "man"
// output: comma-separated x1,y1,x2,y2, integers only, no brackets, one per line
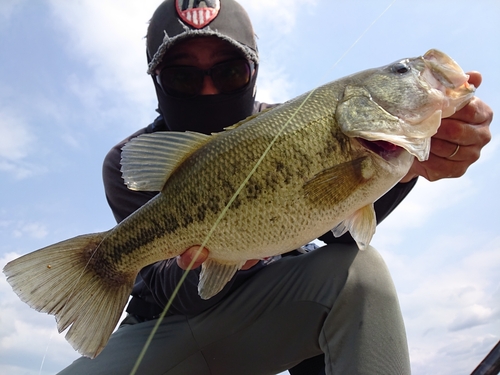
58,0,492,374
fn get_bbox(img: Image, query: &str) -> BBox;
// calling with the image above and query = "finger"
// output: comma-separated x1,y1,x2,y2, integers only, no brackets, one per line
429,138,469,162
430,139,462,160
177,246,209,270
417,153,470,181
432,118,477,147
466,71,482,88
433,116,491,147
241,259,260,270
447,97,491,124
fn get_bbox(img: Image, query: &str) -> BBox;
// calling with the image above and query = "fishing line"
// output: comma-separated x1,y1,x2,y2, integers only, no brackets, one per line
129,249,201,375
38,331,54,375
129,1,398,373
320,0,398,83
130,88,315,373
60,237,107,329
29,236,110,373
130,90,317,375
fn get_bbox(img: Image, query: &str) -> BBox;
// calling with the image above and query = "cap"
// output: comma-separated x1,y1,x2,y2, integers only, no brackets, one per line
146,0,259,74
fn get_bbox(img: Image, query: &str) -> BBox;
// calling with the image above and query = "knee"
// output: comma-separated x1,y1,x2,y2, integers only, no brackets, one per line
342,245,398,304
305,243,396,302
288,243,360,303
300,242,360,282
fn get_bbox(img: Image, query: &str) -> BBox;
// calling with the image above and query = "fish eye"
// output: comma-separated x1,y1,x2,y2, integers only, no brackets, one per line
392,61,411,75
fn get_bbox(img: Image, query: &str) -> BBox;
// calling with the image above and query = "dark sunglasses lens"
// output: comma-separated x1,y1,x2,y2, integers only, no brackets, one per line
160,67,203,96
212,60,251,93
159,60,252,96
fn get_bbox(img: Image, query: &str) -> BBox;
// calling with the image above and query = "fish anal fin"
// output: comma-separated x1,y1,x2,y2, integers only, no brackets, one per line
2,232,135,358
303,157,374,207
332,204,377,250
120,131,211,191
198,259,245,300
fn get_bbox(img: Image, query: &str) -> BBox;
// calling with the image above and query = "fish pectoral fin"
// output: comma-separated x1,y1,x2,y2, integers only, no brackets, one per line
198,259,246,300
303,157,374,206
120,131,211,191
332,204,376,250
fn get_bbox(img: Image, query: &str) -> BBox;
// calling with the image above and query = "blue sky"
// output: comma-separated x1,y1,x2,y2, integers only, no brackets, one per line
1,1,499,374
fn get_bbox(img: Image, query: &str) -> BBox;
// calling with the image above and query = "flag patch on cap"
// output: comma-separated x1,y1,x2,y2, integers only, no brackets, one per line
176,0,221,29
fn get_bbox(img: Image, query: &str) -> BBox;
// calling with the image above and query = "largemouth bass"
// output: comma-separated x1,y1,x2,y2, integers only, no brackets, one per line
3,49,474,358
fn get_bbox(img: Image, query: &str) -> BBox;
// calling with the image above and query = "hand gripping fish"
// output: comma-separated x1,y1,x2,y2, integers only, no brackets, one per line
3,50,475,358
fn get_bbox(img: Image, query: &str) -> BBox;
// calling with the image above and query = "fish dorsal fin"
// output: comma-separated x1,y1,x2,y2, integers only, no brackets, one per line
198,258,246,299
121,131,211,191
332,204,377,250
303,156,374,206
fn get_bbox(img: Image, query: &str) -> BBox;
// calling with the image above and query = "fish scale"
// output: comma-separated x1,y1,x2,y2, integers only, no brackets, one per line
110,86,357,263
3,49,475,358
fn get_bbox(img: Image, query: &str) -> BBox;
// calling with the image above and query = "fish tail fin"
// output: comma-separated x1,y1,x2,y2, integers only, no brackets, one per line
3,232,135,358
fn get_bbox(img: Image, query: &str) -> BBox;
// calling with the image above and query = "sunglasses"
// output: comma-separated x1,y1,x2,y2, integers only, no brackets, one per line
156,59,255,97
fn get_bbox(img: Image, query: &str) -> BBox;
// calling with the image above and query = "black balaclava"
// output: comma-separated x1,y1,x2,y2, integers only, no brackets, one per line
146,0,259,135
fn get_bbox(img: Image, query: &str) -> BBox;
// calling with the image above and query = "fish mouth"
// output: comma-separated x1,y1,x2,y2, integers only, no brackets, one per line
357,138,404,160
422,49,469,88
421,49,475,118
339,50,475,163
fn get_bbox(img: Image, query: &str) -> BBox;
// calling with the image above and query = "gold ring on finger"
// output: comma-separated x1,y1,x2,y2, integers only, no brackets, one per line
447,144,460,159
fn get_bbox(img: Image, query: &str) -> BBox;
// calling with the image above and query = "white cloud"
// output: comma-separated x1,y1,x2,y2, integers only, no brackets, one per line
0,220,49,240
12,222,49,239
66,72,104,112
375,176,476,237
411,334,498,375
0,110,34,161
0,160,36,179
45,0,312,128
2,2,497,375
0,241,69,375
47,0,158,131
48,0,157,98
0,253,80,373
240,0,317,34
448,304,496,332
478,133,500,164
0,0,25,20
256,64,293,104
1,249,131,374
0,109,40,179
378,234,500,374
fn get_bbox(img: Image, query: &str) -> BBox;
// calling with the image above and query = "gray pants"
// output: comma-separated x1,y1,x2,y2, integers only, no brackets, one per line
57,243,411,375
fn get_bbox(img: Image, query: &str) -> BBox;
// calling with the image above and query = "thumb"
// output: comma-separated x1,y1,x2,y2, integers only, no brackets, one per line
177,246,209,270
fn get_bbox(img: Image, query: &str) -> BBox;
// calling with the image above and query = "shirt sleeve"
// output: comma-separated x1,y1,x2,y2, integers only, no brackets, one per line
102,128,159,223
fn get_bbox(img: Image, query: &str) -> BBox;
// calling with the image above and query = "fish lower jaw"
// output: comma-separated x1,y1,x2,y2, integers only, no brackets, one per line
356,138,405,161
